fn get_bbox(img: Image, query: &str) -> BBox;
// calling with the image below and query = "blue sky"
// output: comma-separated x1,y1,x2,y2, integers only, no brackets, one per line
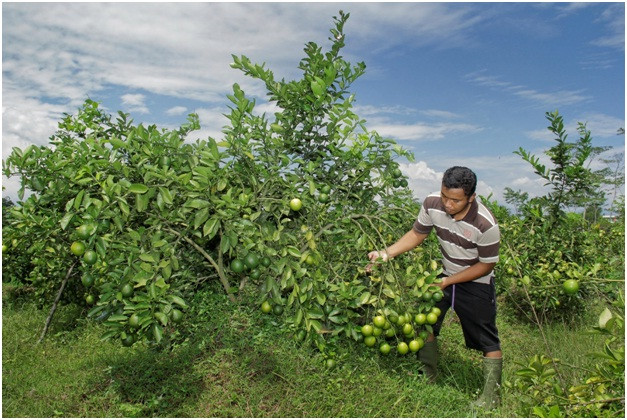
2,1,625,208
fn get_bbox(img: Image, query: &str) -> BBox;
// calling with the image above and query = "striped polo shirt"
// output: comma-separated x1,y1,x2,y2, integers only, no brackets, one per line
413,192,500,284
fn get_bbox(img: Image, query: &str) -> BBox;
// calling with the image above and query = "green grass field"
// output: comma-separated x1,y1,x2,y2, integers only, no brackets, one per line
1,286,612,418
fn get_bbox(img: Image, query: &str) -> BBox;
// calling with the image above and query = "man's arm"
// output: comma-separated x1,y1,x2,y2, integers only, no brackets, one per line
368,229,428,263
439,261,496,289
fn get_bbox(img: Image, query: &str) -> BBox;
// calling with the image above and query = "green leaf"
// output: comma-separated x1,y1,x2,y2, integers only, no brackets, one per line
139,253,156,263
169,295,188,308
598,308,613,329
194,208,210,229
203,217,220,238
129,183,149,194
60,212,74,230
185,199,210,209
152,323,163,343
154,312,168,326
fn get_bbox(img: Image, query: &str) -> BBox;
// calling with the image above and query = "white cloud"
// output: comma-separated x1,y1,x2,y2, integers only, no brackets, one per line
370,121,482,141
121,93,149,114
165,106,188,116
465,71,591,107
420,109,461,119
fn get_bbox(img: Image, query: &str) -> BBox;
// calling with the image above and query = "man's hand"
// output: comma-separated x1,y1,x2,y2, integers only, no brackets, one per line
365,250,388,273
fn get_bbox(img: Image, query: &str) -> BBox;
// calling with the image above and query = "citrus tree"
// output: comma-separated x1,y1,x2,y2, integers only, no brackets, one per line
3,11,445,351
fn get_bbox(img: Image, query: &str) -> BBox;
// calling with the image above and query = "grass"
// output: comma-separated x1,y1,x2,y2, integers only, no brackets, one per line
2,285,615,418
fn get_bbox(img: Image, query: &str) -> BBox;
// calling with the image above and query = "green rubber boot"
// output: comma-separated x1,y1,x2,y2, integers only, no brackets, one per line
472,357,502,410
417,339,438,383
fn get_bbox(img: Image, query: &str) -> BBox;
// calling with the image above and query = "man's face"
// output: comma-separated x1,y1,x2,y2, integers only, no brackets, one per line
440,185,475,217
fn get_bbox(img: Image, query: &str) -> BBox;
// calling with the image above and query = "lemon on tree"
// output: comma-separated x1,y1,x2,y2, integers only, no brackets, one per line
379,343,391,355
70,241,86,256
76,224,93,240
364,336,376,347
244,253,260,270
563,279,579,295
373,315,386,328
426,312,438,325
289,198,303,211
415,313,427,325
397,341,409,355
121,283,134,298
261,301,272,313
128,313,141,329
83,250,97,265
171,309,184,323
409,338,424,352
361,324,374,337
231,258,245,273
81,274,95,287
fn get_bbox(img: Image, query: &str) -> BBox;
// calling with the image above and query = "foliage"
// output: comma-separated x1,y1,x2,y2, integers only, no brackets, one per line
515,110,602,226
495,111,625,323
2,11,425,348
510,302,625,417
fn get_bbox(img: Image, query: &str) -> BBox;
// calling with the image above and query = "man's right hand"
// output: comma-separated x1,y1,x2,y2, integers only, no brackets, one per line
365,250,388,273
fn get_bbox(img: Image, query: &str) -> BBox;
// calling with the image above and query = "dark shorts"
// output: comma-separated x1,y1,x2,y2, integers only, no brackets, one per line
432,277,501,353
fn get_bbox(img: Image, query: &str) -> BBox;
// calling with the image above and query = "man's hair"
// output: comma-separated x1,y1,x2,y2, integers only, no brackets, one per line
442,166,477,197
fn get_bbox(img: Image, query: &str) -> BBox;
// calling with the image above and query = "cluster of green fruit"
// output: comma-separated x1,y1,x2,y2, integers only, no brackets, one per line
70,223,100,305
360,307,441,356
260,299,284,316
390,167,408,188
230,252,272,281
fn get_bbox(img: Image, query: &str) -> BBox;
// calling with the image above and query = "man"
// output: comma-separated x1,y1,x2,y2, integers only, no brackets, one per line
367,166,502,409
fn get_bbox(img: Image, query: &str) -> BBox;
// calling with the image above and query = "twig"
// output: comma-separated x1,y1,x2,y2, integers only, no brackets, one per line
37,261,77,344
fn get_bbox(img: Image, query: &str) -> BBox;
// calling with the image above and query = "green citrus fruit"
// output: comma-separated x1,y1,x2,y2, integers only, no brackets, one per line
392,168,402,178
244,253,260,270
431,307,442,317
289,198,303,211
402,323,413,336
318,193,329,203
121,283,134,298
171,309,184,323
426,312,438,325
433,291,443,302
261,256,272,267
422,291,433,301
81,274,95,287
273,305,284,315
70,241,86,256
361,324,374,337
379,343,391,355
409,339,422,352
76,224,92,240
122,334,136,347
249,268,262,280
261,301,272,313
83,250,97,265
321,185,331,194
397,342,409,355
128,313,141,329
415,313,427,325
85,294,96,305
385,328,395,338
373,326,383,337
231,259,245,273
373,315,386,328
563,280,579,295
364,336,376,347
